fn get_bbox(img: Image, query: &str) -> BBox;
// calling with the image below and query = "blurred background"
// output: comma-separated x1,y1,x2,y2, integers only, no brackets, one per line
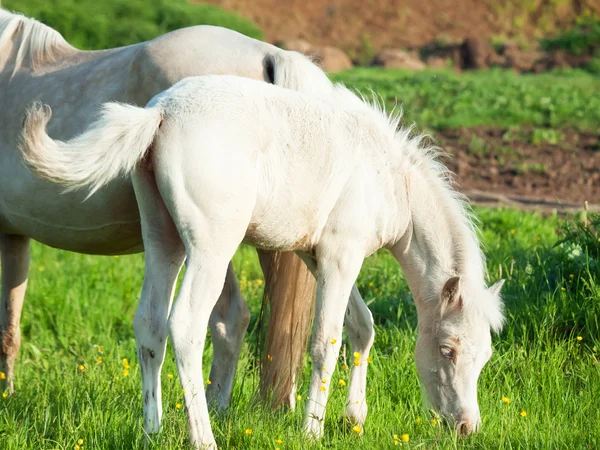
5,0,599,211
1,3,599,448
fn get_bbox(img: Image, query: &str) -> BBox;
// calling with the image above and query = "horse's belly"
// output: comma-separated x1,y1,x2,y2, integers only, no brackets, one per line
0,164,143,255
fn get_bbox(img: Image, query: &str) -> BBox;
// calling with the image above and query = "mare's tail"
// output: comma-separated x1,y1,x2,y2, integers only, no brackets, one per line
20,102,162,196
260,251,316,409
265,50,333,97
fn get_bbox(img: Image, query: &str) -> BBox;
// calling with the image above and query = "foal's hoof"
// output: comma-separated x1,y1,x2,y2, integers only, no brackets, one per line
345,401,368,428
303,417,324,440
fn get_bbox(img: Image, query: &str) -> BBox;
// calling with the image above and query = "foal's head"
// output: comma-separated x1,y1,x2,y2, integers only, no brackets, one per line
415,276,504,435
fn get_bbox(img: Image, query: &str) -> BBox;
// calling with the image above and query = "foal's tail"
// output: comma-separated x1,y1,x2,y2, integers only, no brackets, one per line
20,102,162,197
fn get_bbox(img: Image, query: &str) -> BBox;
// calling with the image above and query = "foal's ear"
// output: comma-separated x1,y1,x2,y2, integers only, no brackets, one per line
489,279,505,297
440,276,462,316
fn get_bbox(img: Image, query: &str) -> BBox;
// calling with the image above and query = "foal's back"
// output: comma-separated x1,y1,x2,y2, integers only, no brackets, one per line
150,76,395,253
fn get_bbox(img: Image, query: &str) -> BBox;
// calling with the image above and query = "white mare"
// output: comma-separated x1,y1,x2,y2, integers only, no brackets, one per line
0,6,354,432
21,75,506,447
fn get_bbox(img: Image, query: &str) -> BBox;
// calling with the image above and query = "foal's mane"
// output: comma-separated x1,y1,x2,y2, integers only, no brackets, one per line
331,83,504,331
0,9,73,71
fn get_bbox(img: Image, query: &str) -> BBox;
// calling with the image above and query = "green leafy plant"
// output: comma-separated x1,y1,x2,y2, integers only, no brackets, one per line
3,0,263,50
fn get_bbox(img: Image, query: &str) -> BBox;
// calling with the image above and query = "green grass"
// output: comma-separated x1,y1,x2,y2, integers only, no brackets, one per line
333,68,600,132
1,208,599,449
3,0,263,50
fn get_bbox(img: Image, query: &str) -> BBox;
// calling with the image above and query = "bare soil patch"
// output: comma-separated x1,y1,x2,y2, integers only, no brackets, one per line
198,0,600,55
437,127,600,211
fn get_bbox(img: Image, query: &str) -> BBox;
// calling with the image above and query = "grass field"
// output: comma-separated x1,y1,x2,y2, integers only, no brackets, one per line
333,68,600,132
1,58,600,448
1,206,599,449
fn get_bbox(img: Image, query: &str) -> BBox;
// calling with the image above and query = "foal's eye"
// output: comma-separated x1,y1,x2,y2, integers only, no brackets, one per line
439,346,454,359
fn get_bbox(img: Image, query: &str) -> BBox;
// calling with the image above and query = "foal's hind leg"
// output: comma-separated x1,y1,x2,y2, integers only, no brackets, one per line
0,233,30,393
131,170,186,436
206,262,250,412
344,285,375,427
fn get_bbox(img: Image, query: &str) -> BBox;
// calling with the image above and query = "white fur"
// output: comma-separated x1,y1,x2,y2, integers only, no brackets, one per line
0,6,334,431
20,75,505,447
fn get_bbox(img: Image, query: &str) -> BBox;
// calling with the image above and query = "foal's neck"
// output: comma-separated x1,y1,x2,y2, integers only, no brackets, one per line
390,163,483,310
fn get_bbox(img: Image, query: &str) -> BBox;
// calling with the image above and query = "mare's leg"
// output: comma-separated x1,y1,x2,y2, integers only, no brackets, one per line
303,248,364,439
0,233,30,393
206,262,250,412
344,285,375,427
131,170,186,436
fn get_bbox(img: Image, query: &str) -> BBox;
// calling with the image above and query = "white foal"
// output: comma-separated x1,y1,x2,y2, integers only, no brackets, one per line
20,75,505,447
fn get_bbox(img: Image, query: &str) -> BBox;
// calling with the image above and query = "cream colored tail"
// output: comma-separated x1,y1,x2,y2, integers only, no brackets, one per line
260,251,316,409
20,102,162,197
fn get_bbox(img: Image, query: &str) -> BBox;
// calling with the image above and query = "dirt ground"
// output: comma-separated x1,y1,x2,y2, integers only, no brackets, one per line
199,0,600,54
436,127,600,211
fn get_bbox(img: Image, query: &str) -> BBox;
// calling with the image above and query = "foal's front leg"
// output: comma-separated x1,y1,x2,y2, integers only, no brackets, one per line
304,249,364,439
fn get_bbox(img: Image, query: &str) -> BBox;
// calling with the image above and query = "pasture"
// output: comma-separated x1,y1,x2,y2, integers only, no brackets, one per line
1,203,599,449
1,9,599,442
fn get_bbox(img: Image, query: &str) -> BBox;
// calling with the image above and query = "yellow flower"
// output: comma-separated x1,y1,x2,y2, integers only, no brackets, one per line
342,364,349,371
366,356,372,364
394,440,399,446
167,374,173,380
123,369,129,377
75,445,80,450
206,379,212,385
275,439,283,444
319,386,326,392
510,229,516,235
430,418,437,425
122,358,130,369
520,410,527,417
577,336,583,341
245,428,252,435
330,338,337,344
569,274,574,279
267,354,272,361
339,379,347,387
353,352,360,358
97,345,103,353
96,356,103,363
502,396,510,404
0,372,5,380
353,358,360,367
561,287,566,291
393,434,398,439
113,255,119,258
2,393,7,398
114,376,119,381
78,365,85,372
401,434,409,442
77,439,83,445
321,378,327,384
176,403,182,410
368,281,374,287
256,279,263,286
296,394,302,401
415,417,421,425
182,389,186,394
352,425,362,434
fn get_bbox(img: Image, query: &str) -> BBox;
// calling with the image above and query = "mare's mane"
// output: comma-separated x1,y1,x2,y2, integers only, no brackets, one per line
0,9,73,71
